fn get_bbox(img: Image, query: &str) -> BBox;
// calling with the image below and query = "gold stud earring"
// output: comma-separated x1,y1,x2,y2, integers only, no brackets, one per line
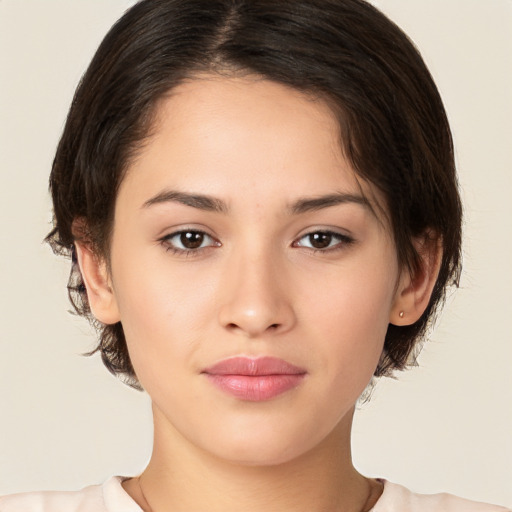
399,311,405,318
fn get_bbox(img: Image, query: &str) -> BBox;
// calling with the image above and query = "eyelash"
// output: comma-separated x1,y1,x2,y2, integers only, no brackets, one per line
160,230,220,256
159,229,354,256
292,230,355,253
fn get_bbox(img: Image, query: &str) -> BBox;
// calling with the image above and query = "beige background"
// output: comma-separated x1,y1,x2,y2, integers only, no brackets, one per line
1,0,511,507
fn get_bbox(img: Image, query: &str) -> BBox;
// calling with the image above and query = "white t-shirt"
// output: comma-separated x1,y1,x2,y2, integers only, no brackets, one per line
0,476,510,511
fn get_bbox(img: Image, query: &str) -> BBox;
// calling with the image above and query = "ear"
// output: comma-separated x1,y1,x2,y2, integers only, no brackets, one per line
390,232,442,326
74,241,121,325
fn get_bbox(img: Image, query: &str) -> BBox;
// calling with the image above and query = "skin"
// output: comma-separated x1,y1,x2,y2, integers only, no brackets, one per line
76,75,439,512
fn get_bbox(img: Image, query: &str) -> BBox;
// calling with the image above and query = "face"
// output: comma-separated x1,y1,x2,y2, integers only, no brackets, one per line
101,75,405,465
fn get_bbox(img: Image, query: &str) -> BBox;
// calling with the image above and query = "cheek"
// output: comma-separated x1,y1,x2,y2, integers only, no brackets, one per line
109,252,220,380
303,263,396,384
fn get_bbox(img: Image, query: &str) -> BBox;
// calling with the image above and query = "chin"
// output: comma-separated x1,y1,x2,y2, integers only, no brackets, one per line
196,417,334,468
213,440,310,467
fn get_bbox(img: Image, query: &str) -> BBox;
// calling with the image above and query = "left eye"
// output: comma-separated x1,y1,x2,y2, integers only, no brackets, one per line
163,230,218,251
294,231,352,250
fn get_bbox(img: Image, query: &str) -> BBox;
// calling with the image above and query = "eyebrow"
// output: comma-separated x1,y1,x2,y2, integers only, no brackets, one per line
289,192,371,215
142,189,371,215
142,190,229,213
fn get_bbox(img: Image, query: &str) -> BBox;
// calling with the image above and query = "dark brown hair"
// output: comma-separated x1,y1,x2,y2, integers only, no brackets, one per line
46,0,462,389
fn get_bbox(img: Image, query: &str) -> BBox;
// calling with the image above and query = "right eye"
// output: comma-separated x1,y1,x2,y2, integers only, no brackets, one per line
160,230,220,254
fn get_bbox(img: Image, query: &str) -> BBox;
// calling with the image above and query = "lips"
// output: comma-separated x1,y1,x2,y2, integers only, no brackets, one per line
202,357,306,401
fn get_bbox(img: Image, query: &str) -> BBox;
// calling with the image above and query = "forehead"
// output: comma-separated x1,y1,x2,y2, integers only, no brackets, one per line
122,74,387,221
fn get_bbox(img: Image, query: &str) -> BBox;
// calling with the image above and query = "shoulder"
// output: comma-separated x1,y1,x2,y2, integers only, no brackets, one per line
373,481,511,512
0,476,141,512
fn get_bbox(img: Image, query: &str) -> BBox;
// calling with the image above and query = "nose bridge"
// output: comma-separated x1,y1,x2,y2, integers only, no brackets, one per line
218,239,295,337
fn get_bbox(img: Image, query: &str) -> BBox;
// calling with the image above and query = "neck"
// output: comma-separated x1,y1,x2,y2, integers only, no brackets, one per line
124,406,379,512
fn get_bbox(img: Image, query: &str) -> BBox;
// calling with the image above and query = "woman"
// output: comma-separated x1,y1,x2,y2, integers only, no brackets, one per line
1,1,509,510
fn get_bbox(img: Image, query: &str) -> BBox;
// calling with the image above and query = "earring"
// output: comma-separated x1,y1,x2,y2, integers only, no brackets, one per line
399,311,405,318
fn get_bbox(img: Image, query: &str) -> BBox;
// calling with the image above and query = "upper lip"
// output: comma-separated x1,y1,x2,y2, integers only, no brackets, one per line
202,356,306,376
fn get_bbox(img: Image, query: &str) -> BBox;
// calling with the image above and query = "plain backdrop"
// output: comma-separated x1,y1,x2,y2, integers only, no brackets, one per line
1,0,511,507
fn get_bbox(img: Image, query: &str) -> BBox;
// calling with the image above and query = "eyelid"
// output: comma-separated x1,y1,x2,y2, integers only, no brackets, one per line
292,229,355,252
157,226,354,256
159,228,221,254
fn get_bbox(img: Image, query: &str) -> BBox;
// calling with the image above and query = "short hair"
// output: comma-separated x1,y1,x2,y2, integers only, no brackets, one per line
46,0,462,389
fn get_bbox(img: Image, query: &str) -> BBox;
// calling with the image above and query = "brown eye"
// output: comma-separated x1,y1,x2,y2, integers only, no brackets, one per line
308,232,333,249
163,230,218,253
180,231,204,249
294,230,354,251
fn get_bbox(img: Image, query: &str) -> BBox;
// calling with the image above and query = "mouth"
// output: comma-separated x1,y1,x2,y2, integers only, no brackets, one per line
202,356,307,401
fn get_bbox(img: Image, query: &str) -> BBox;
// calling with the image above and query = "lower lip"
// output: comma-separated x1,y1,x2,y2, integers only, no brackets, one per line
205,374,305,401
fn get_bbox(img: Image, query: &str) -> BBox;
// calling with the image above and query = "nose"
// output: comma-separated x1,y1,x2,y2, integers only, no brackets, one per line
217,248,296,338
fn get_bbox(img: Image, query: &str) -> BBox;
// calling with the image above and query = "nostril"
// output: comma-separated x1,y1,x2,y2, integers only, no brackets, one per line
225,322,280,332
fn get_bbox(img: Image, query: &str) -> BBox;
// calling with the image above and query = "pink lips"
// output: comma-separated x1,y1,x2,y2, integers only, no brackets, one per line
202,357,306,401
